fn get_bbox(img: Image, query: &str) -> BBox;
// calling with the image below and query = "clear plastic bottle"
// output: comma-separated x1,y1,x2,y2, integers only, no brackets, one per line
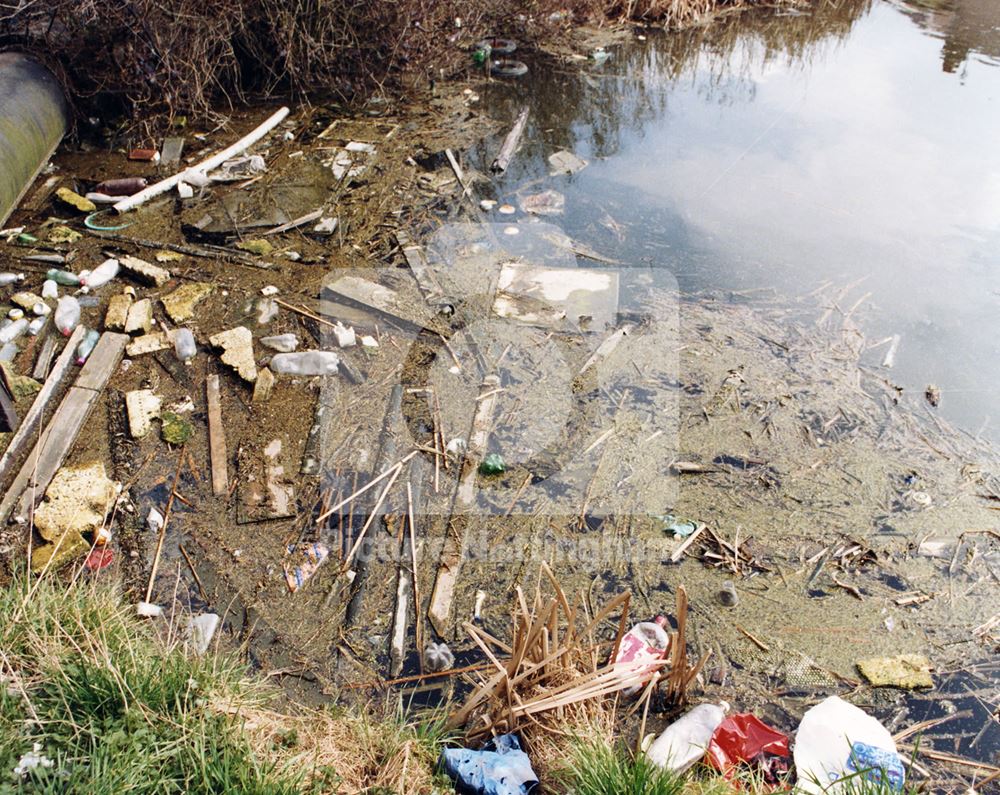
173,328,196,363
28,316,48,336
269,351,340,376
46,268,81,287
41,279,58,299
0,318,29,344
32,302,51,316
0,272,25,286
646,703,728,772
76,329,100,364
79,258,119,289
55,295,81,336
615,615,670,696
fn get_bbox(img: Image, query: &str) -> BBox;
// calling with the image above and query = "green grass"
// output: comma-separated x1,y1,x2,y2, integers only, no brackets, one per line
557,737,686,795
0,577,302,794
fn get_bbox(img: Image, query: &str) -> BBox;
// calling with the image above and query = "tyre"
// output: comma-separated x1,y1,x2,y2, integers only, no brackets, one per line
491,59,528,78
477,37,516,55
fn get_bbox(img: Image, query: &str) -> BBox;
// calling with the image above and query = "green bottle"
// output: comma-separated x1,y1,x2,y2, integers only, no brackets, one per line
46,268,81,286
479,453,505,475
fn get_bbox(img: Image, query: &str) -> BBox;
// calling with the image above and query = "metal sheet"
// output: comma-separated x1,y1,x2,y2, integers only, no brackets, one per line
0,53,68,226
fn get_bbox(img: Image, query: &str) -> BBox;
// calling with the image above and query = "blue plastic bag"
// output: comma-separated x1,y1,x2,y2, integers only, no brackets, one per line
439,734,539,795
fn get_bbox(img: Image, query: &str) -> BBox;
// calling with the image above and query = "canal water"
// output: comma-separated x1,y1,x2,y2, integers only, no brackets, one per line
476,0,1000,446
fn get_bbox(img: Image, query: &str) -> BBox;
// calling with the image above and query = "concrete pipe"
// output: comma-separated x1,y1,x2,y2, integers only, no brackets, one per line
0,53,69,227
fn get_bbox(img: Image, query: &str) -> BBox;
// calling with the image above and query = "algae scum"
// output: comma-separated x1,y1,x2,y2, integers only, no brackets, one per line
1,0,998,783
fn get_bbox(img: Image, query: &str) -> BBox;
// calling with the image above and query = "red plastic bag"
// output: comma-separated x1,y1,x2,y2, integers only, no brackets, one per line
707,713,790,785
85,548,114,572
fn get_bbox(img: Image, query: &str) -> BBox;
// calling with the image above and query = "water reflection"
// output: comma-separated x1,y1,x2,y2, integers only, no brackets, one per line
477,0,1000,444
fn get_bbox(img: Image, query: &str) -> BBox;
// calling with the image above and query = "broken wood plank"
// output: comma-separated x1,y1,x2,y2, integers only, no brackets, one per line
395,230,447,305
31,336,58,381
0,332,127,526
322,274,434,330
0,326,85,489
491,107,529,174
206,374,228,496
0,379,17,433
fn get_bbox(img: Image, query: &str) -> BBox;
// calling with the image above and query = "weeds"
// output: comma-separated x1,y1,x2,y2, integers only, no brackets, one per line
557,737,686,795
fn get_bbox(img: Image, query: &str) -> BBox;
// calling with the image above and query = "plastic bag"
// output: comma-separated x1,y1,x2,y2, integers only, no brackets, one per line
707,713,790,785
794,696,905,794
439,734,539,795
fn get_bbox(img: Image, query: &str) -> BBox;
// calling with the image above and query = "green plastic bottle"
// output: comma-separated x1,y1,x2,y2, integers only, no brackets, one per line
479,453,505,475
46,268,81,286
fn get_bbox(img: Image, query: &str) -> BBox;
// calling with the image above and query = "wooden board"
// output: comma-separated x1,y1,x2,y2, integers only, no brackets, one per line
0,332,126,526
206,374,228,496
0,326,84,488
31,336,58,381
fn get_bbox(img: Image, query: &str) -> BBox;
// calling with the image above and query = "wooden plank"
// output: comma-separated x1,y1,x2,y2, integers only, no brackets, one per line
395,230,446,305
0,380,17,432
0,326,84,487
322,274,433,330
206,374,228,496
428,374,501,637
490,107,529,174
0,332,126,525
32,336,58,381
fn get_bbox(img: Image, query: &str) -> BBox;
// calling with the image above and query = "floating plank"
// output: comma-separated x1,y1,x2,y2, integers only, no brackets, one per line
0,332,126,526
0,326,85,488
395,230,447,305
322,274,433,329
491,107,529,174
206,374,228,496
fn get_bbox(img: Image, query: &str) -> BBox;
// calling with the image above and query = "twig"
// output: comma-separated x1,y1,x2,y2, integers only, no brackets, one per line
144,446,186,604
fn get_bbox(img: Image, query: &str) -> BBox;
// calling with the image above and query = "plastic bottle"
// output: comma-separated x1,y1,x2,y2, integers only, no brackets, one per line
32,302,50,316
79,258,119,289
41,279,58,299
55,296,81,336
615,615,670,696
794,696,905,794
646,703,728,773
0,343,16,361
75,329,100,364
28,316,47,336
95,177,147,196
0,318,29,344
260,333,298,353
173,328,196,363
269,351,340,376
0,272,25,286
46,268,81,287
8,308,23,320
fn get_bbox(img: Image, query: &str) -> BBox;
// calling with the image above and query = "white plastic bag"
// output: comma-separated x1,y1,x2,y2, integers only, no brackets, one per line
794,696,905,793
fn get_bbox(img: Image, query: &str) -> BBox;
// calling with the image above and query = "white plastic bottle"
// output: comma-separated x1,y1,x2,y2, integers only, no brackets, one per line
55,295,81,336
173,328,196,363
0,318,28,344
615,615,670,696
260,333,298,352
41,279,59,299
0,272,25,286
646,703,728,773
80,258,119,289
270,351,340,376
28,316,47,336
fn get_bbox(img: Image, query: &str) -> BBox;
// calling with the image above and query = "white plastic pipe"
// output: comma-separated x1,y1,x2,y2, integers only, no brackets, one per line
113,106,290,213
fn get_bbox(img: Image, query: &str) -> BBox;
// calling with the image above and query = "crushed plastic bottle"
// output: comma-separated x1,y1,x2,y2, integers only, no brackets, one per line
55,295,81,336
79,258,119,289
173,328,196,363
46,268,81,286
0,272,25,285
615,615,670,696
260,333,298,353
269,350,339,376
646,703,728,773
0,318,29,344
41,279,58,299
76,329,100,364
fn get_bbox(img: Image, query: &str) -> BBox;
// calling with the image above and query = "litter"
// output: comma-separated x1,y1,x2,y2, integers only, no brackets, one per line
439,734,539,795
615,615,669,696
424,642,455,672
646,702,728,772
187,613,220,654
794,696,905,794
518,189,565,216
856,654,933,689
13,743,54,778
548,149,589,175
270,350,339,376
284,542,330,592
706,713,790,784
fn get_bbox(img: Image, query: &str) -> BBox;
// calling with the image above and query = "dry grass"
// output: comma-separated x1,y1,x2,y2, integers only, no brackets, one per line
0,0,803,125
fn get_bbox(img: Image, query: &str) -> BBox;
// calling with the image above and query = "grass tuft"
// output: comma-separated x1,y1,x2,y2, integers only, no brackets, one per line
557,737,686,795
